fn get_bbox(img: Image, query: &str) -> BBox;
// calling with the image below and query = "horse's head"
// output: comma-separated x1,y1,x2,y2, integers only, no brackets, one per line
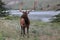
20,10,31,16
23,11,28,15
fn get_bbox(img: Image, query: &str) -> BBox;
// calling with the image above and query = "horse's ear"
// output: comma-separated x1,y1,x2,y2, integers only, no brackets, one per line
27,9,32,14
19,9,22,12
22,11,25,14
27,10,31,14
24,10,28,14
19,10,24,14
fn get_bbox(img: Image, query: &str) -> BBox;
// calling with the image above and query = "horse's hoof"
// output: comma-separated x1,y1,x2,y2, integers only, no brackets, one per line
27,35,29,38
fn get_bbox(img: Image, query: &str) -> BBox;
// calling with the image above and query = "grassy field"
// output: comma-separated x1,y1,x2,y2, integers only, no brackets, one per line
0,17,60,40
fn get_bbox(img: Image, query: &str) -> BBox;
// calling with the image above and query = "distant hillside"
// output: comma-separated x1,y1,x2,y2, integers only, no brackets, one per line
2,0,60,10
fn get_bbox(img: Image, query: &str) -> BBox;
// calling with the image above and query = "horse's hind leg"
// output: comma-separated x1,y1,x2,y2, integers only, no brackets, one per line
27,26,29,38
23,27,25,35
21,26,25,37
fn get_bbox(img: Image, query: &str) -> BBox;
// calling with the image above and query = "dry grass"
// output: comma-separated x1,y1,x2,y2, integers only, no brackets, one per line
0,19,60,40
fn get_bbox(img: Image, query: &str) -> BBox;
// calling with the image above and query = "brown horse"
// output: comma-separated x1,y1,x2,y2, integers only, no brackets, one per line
20,10,30,37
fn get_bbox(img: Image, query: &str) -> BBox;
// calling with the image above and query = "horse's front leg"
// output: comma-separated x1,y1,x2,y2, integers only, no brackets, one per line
27,26,29,38
23,27,25,35
21,26,25,37
21,26,23,35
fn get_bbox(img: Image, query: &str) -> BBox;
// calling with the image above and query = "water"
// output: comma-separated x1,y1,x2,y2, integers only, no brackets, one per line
8,10,60,22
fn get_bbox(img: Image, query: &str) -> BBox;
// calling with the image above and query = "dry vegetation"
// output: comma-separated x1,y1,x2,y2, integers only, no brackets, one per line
0,18,60,40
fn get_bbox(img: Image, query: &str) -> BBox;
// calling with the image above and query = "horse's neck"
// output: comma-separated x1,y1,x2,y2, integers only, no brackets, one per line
21,14,28,19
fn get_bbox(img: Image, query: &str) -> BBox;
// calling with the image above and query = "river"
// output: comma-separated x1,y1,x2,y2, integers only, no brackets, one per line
8,10,60,22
